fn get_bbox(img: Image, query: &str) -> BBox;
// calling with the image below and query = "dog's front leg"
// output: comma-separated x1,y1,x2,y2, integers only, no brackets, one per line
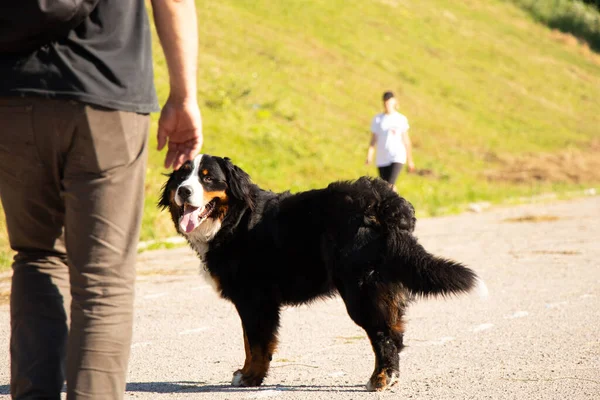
232,301,280,387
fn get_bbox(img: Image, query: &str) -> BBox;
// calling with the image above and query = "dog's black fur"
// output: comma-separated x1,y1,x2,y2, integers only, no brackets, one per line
159,154,480,391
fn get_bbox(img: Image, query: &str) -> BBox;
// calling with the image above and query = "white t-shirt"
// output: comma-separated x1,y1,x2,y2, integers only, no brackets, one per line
370,111,410,166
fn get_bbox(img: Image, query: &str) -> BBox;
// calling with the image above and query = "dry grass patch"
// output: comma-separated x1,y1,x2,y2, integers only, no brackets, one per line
532,250,581,255
503,215,562,223
550,30,600,66
0,290,9,305
485,141,600,185
136,268,196,277
336,335,367,344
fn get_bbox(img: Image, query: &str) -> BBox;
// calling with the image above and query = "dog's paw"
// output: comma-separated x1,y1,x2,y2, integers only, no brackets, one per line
231,370,245,386
366,369,399,392
231,369,264,387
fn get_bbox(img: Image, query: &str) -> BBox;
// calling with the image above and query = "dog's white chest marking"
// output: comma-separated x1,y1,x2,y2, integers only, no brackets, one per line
186,218,222,293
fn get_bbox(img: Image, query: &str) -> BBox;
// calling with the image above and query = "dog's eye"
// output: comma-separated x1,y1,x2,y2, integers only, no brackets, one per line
203,176,213,182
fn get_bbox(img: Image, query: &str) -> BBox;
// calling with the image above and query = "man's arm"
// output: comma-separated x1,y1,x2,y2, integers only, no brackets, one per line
151,0,202,169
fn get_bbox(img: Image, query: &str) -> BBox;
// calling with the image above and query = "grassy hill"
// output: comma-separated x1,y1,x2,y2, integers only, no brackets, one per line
1,0,600,268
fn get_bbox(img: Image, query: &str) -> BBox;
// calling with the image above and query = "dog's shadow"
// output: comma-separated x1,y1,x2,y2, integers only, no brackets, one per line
125,381,366,393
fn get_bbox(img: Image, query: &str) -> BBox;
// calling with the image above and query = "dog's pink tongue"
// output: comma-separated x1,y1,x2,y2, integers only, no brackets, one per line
180,206,201,233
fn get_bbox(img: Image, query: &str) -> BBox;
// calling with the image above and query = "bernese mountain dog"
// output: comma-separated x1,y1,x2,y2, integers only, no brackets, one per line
159,154,485,392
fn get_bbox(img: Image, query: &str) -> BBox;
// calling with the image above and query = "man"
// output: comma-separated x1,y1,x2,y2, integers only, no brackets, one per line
0,0,202,399
366,91,415,192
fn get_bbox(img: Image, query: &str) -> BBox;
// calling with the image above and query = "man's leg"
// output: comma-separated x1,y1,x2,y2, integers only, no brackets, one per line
62,105,149,400
0,97,75,399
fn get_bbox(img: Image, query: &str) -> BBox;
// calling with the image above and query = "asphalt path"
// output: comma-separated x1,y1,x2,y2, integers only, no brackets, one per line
1,196,599,399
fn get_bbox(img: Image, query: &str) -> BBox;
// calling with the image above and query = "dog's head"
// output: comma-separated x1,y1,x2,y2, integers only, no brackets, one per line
159,154,254,235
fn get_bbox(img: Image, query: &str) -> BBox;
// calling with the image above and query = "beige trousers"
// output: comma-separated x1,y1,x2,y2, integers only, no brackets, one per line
0,97,149,399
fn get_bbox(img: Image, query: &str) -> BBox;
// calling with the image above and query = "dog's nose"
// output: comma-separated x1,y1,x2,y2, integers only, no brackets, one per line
177,185,192,200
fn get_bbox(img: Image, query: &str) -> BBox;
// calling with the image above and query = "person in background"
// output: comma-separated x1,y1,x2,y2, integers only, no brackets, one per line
0,0,202,398
366,91,415,192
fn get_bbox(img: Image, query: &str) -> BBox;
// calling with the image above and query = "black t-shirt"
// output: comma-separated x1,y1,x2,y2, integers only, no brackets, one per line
0,0,159,114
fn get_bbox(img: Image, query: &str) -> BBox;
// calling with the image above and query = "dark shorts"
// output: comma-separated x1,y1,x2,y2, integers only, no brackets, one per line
378,163,404,184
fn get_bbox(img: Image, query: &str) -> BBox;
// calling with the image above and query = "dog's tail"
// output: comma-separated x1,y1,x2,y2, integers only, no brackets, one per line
389,231,487,298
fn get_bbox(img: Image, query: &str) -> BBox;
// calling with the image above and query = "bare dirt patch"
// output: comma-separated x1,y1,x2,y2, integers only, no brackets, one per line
485,141,600,184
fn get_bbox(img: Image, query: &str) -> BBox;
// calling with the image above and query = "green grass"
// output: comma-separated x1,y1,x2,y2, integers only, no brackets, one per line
2,0,600,270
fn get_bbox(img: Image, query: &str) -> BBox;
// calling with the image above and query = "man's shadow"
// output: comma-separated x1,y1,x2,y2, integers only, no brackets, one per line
0,382,367,395
125,381,366,393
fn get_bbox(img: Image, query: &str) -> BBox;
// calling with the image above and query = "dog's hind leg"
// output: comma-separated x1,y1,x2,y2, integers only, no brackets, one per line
339,281,406,392
363,316,404,392
231,301,280,387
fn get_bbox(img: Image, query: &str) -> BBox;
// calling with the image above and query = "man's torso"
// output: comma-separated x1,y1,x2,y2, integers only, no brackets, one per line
0,0,159,113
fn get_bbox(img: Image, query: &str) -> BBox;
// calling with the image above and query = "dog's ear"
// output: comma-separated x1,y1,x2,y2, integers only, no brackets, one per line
220,157,255,210
158,172,175,210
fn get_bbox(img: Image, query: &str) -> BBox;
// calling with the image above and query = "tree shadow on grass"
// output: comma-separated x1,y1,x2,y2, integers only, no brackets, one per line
546,13,600,51
514,0,600,52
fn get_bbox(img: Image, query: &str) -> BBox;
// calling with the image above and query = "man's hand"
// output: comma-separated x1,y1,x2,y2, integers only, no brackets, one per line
407,160,415,173
151,0,200,169
157,98,203,170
